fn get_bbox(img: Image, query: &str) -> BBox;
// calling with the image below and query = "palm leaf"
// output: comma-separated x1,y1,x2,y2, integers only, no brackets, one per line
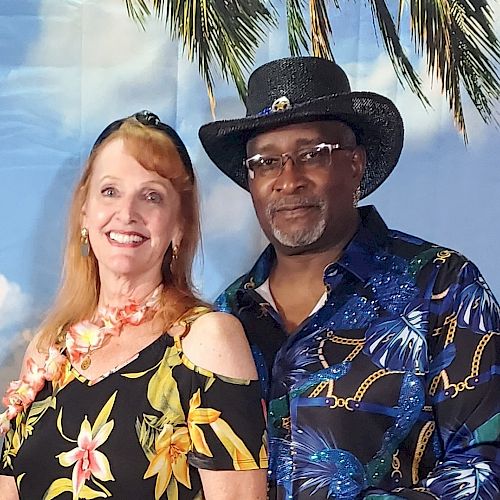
447,0,500,130
286,0,309,56
124,0,500,138
309,0,334,59
369,0,431,106
124,0,277,115
287,0,335,60
286,0,429,105
409,0,500,139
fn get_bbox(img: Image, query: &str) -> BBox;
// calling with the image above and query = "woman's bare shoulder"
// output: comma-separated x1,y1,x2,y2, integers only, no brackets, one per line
181,311,257,380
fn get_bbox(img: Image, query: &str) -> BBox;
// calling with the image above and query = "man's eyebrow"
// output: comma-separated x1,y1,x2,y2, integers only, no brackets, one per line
293,137,326,147
249,137,326,154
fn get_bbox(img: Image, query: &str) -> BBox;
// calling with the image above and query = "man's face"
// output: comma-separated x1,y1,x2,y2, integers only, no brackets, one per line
246,121,365,254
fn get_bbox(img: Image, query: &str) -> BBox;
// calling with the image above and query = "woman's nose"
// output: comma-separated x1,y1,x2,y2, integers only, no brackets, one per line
116,196,139,223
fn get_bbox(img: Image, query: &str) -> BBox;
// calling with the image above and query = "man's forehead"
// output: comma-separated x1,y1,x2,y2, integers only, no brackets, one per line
247,120,353,150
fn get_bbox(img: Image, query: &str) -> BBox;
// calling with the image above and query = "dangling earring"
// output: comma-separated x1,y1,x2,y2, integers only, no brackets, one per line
170,244,179,272
352,186,361,208
80,227,90,257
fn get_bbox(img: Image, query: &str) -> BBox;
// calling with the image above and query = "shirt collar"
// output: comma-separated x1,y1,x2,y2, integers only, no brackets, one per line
241,244,276,290
241,205,389,290
327,205,390,284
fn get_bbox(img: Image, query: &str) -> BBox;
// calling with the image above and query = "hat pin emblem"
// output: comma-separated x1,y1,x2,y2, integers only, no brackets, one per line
271,96,291,112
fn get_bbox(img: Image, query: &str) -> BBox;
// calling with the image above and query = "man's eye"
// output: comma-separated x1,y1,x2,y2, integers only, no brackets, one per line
257,157,280,169
300,149,320,161
101,187,116,197
146,192,162,203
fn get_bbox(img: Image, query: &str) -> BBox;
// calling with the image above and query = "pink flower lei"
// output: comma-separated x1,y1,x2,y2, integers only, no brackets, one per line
0,284,163,436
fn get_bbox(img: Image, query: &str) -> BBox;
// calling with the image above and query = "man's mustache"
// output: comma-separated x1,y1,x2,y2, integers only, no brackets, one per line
266,196,326,216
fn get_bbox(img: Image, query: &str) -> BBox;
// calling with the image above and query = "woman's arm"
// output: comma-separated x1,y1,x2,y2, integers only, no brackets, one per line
0,475,19,499
182,311,267,500
0,333,44,496
199,469,267,500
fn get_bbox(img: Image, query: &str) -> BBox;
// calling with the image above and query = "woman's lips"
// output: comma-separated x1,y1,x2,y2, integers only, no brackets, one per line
106,231,148,247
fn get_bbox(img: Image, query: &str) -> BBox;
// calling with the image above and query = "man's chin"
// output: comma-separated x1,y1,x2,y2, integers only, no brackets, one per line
270,225,325,249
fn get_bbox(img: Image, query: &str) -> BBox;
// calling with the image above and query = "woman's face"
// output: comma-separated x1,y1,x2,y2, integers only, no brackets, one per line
82,137,182,283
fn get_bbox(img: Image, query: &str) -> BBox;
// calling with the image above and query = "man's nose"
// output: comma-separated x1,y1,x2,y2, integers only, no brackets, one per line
273,156,307,193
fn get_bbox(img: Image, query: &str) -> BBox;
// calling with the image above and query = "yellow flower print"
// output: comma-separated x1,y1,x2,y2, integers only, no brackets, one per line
144,424,191,499
187,389,258,470
187,389,220,457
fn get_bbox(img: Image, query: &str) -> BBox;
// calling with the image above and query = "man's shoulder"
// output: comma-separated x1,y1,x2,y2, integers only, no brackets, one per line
385,227,472,282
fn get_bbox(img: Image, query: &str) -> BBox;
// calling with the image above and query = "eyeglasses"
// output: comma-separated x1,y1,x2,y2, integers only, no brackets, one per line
92,110,194,179
244,142,349,180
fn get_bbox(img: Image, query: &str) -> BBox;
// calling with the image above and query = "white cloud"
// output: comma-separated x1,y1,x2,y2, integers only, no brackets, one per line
0,275,31,331
346,54,451,146
8,0,189,134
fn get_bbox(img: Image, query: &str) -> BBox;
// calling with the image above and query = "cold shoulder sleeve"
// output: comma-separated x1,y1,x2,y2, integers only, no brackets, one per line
171,308,268,472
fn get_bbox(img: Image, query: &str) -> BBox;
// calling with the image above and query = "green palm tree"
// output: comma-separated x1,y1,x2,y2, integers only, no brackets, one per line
124,0,499,140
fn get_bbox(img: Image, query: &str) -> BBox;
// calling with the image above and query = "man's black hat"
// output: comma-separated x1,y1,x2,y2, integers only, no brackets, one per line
199,56,404,198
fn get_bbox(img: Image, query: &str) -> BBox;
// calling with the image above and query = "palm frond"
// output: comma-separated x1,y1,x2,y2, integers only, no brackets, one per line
124,0,277,116
286,0,335,60
397,0,405,31
125,0,500,138
409,0,500,138
369,0,431,106
287,0,309,56
123,0,151,28
309,0,334,59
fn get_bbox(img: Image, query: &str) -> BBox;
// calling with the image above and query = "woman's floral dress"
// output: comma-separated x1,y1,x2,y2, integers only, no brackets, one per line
1,307,268,499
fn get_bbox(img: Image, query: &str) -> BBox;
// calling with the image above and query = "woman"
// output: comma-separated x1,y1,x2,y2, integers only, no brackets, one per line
0,111,267,499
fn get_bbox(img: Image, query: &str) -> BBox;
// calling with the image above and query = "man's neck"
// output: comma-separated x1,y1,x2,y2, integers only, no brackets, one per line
271,212,360,285
268,214,360,333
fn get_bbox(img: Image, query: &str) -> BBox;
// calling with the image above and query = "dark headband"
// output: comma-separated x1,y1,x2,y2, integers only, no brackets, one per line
92,110,194,180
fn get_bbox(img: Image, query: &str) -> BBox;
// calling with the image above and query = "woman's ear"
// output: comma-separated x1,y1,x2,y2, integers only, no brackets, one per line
171,219,184,250
172,232,183,252
80,204,87,228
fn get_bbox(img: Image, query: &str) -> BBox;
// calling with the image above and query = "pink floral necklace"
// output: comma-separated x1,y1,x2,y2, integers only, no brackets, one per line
0,284,163,435
66,284,163,369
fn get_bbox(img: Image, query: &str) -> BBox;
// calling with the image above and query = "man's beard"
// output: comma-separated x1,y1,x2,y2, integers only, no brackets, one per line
265,196,328,248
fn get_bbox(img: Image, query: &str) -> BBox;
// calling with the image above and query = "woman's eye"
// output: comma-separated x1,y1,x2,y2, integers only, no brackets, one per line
146,191,162,203
101,187,116,197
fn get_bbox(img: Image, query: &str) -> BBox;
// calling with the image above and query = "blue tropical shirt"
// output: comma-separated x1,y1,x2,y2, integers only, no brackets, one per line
216,206,500,499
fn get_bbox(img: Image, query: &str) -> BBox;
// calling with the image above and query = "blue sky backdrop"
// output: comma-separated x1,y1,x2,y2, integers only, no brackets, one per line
0,0,499,388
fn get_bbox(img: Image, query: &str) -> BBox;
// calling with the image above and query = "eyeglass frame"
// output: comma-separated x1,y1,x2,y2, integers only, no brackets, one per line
244,142,351,180
91,110,194,180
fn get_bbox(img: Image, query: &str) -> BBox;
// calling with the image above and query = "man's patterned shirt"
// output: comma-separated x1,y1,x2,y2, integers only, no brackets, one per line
216,206,499,499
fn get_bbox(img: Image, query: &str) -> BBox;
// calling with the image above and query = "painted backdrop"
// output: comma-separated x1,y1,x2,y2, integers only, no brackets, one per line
0,0,499,390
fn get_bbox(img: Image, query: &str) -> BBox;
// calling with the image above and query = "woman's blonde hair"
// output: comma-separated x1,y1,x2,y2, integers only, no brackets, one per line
38,115,205,350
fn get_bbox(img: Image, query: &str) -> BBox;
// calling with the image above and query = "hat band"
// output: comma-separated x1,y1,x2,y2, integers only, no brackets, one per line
255,96,292,117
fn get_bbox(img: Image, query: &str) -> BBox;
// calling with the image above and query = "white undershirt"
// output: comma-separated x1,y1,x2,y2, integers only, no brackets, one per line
255,278,327,319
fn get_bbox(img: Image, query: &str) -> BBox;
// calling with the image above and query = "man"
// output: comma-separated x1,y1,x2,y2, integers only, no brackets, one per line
199,57,499,499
